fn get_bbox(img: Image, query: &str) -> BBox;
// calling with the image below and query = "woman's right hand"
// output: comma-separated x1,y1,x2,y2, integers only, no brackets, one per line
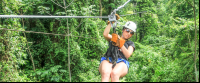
103,14,120,42
111,33,118,43
107,14,120,24
111,33,125,48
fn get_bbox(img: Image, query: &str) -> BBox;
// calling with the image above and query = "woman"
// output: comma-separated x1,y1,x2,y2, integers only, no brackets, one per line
99,20,137,82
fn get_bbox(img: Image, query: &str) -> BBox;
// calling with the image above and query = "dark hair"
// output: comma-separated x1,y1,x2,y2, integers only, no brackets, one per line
123,26,126,30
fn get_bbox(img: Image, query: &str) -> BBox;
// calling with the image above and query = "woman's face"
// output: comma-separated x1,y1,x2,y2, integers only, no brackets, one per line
122,28,134,39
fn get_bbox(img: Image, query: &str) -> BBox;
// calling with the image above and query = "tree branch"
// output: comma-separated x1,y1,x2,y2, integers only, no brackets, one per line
186,0,194,8
65,0,74,9
176,43,186,53
51,0,65,9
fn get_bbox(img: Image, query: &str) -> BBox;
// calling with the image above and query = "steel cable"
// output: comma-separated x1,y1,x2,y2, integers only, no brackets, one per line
0,11,146,18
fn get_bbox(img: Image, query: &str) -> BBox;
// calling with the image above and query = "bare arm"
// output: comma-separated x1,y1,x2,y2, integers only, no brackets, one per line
120,45,134,59
103,23,112,41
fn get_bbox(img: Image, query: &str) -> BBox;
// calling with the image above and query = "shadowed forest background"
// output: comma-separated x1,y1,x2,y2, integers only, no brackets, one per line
0,0,199,82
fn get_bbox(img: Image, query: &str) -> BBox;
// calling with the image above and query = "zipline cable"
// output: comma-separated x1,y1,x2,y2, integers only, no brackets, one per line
114,0,131,12
0,11,146,18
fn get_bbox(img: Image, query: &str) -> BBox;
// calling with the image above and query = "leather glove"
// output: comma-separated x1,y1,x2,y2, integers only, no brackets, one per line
111,33,125,48
115,14,120,20
111,33,118,43
118,38,125,48
107,14,120,24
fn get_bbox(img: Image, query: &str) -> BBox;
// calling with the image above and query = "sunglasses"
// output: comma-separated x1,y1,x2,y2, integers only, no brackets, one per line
125,29,134,35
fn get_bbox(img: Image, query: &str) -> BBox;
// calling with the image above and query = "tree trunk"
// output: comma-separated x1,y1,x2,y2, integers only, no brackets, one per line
186,0,198,82
109,0,112,13
139,13,143,42
193,0,198,82
99,0,102,20
0,0,4,25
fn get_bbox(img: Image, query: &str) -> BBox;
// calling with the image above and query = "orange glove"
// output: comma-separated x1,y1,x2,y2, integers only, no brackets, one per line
111,33,125,48
107,14,120,24
111,33,118,43
118,38,125,48
107,21,115,25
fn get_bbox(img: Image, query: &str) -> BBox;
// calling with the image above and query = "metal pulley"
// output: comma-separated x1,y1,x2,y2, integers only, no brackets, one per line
108,10,117,33
108,0,131,33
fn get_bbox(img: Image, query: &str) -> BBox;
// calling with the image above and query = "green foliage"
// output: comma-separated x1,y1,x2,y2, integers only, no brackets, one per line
32,65,69,82
78,59,101,82
0,11,30,82
0,0,199,82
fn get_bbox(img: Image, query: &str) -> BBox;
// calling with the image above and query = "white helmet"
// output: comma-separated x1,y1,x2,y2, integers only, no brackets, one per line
123,21,137,32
